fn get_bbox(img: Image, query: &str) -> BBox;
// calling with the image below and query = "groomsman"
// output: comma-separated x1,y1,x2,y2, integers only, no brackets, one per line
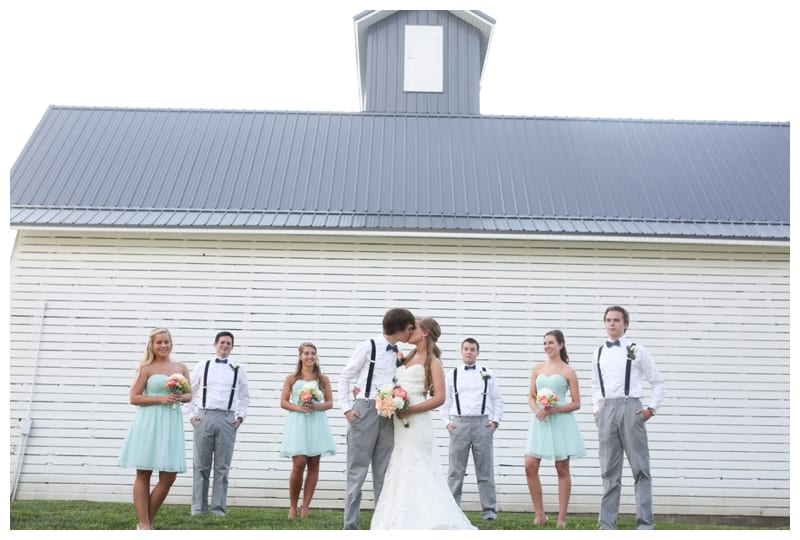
338,308,416,530
188,331,250,517
441,337,504,521
591,306,665,530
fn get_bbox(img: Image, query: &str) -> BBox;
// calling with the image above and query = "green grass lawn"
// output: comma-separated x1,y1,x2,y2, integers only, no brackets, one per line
10,499,781,530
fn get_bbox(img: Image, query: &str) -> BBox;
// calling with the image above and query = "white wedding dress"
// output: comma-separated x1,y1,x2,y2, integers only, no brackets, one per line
370,364,477,530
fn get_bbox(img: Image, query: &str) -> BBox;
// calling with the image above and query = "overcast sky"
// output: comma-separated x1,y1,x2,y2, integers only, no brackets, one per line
3,0,796,168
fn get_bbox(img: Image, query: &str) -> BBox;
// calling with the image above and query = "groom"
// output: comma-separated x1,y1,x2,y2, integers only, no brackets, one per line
338,308,416,529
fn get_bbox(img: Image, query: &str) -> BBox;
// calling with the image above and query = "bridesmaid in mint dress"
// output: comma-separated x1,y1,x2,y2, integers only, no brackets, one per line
119,328,191,530
524,330,586,528
279,342,336,519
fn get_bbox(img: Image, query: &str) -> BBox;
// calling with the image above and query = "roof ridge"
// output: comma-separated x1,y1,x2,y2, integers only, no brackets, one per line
44,105,789,126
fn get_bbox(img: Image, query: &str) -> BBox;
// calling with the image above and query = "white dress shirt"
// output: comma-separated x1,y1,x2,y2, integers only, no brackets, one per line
590,335,665,414
189,357,250,418
338,335,399,412
441,363,504,426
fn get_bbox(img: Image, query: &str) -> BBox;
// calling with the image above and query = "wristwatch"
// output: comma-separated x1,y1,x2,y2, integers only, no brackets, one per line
647,407,655,416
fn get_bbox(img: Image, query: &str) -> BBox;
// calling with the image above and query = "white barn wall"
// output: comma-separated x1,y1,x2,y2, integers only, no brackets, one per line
9,231,789,518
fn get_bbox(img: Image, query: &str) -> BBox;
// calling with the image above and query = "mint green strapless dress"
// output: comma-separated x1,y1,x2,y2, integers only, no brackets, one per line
118,374,186,472
525,373,587,461
280,379,336,458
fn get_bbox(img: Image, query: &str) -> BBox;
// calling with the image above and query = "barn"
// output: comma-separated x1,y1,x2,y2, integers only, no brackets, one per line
9,10,789,520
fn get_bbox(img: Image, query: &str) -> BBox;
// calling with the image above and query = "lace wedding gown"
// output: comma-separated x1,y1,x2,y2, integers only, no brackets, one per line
370,364,476,530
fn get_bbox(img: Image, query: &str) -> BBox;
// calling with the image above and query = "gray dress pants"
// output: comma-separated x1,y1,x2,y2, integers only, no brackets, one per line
343,399,395,529
192,409,237,516
447,415,497,519
597,397,653,529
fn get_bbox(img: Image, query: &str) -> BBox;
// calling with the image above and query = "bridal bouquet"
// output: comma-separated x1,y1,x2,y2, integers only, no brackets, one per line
297,382,322,413
376,382,410,427
165,373,190,409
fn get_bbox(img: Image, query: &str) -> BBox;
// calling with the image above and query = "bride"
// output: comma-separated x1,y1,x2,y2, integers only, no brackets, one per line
370,317,476,530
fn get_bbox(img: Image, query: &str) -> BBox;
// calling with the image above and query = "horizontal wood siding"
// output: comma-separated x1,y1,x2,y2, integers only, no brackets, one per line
9,231,789,517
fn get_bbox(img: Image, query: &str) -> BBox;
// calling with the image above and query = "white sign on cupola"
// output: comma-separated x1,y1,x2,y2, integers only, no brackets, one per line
403,25,443,93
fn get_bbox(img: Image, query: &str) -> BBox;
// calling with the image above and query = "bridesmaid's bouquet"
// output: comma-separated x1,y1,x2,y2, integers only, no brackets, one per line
297,382,322,414
165,373,190,409
376,382,410,427
537,387,558,409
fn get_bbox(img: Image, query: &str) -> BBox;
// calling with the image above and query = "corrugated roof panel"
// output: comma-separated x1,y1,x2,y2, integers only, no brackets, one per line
10,107,789,240
13,208,34,223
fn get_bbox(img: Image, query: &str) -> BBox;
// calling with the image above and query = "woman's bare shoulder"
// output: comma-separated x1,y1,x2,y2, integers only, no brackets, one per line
531,361,547,375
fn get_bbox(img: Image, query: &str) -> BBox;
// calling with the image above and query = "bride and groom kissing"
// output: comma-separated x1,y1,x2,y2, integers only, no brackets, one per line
337,308,476,530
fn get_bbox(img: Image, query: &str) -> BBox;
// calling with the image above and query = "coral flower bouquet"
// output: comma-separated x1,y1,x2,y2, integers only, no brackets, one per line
537,387,558,413
297,381,322,414
165,373,190,409
376,381,410,427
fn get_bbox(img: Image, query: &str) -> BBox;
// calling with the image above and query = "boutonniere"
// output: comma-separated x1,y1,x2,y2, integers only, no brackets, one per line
229,362,239,370
626,344,636,361
481,368,491,380
395,351,405,367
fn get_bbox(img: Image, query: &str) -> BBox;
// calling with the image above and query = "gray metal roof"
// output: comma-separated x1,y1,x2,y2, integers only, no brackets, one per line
10,106,789,240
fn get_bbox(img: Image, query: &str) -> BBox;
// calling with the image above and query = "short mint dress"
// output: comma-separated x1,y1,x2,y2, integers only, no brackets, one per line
118,374,186,472
280,379,336,458
525,373,587,461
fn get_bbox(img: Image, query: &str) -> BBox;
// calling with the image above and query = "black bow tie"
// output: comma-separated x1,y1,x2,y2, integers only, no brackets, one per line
606,340,621,348
215,358,228,363
464,365,476,370
386,344,398,353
